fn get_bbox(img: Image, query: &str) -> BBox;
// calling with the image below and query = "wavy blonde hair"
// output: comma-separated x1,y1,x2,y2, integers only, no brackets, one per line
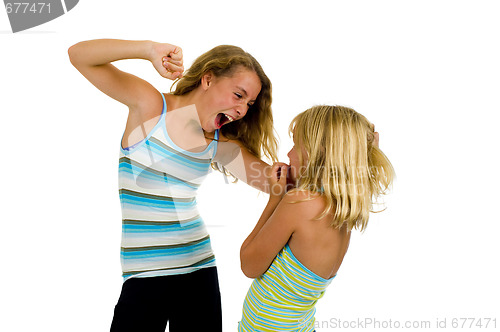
289,105,395,231
171,45,278,163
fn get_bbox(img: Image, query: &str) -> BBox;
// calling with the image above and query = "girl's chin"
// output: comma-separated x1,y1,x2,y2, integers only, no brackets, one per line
200,120,217,133
207,117,222,132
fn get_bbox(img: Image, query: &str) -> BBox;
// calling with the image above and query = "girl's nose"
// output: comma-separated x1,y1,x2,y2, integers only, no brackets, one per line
236,105,248,118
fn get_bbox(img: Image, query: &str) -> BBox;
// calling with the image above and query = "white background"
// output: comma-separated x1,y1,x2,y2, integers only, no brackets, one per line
1,1,499,331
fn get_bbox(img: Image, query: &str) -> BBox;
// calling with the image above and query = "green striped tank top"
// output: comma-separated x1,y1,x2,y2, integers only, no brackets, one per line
239,244,335,332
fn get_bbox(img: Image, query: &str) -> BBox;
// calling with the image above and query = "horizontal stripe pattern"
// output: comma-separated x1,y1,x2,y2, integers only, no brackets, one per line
118,93,219,280
239,244,335,332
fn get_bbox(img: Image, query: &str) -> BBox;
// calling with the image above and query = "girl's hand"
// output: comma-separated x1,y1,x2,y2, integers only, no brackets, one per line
149,42,184,80
269,162,290,201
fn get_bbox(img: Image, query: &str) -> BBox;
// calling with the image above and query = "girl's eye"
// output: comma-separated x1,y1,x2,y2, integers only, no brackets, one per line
247,103,254,108
234,93,242,98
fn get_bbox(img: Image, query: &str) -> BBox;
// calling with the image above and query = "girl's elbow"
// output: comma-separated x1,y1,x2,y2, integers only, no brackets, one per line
240,251,262,278
240,263,261,279
68,44,80,65
68,42,87,66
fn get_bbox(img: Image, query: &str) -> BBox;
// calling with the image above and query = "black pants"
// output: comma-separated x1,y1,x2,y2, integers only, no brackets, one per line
110,267,222,332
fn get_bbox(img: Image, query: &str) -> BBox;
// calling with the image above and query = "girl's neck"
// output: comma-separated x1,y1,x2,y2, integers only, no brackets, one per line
166,89,203,111
164,90,211,135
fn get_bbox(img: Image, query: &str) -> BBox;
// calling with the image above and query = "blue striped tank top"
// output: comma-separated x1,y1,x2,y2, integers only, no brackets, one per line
239,244,335,332
118,93,218,281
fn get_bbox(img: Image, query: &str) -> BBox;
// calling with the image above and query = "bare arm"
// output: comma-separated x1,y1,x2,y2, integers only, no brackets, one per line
68,39,183,111
240,163,295,278
214,138,272,193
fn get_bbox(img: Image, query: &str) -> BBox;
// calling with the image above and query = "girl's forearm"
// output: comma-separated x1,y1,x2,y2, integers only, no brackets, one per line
241,197,280,251
68,39,153,67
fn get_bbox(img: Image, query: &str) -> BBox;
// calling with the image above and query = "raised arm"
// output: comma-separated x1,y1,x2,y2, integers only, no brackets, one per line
68,39,184,111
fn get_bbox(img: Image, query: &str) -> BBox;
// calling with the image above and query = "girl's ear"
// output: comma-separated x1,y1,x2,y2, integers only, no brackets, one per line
201,71,214,90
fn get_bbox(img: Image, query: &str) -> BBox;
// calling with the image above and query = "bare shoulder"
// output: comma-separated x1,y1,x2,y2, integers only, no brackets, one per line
216,131,241,145
282,189,325,205
125,90,164,126
134,90,165,116
278,190,327,219
212,132,248,162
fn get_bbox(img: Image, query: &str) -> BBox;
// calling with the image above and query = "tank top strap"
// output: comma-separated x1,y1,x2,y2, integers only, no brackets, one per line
153,92,167,133
209,129,220,159
160,92,167,115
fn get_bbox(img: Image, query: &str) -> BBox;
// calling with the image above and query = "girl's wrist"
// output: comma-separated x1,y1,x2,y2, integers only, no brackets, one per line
144,40,156,62
268,184,286,202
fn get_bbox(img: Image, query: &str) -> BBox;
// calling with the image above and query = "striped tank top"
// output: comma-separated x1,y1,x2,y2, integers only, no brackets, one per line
118,93,218,281
239,244,335,332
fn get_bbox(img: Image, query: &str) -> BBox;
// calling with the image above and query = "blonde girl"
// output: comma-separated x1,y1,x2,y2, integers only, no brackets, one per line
69,39,277,332
239,105,395,332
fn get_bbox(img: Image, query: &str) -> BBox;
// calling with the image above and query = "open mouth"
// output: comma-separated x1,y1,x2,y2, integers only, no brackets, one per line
215,113,236,128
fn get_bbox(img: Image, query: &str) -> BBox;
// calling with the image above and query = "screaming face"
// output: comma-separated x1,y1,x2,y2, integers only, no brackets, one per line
201,68,262,132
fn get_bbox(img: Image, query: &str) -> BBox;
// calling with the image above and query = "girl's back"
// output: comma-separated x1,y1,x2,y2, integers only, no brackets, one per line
287,190,351,280
238,190,351,332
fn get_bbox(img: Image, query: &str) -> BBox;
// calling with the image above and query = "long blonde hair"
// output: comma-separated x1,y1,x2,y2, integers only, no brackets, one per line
289,105,395,231
171,45,277,163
